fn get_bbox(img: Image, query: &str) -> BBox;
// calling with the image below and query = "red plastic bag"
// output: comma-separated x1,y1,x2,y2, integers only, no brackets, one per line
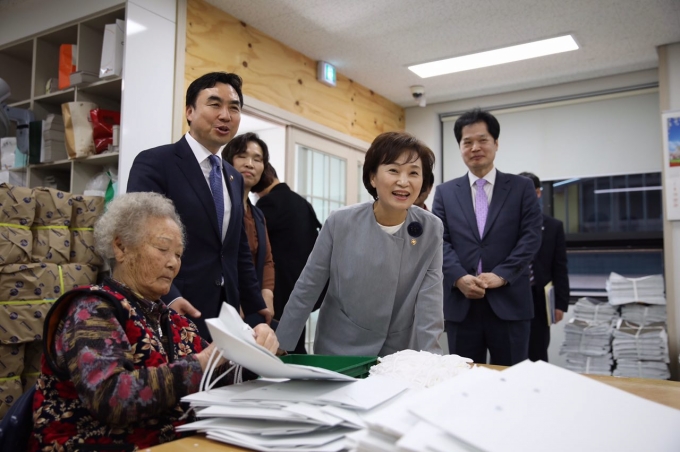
89,109,120,154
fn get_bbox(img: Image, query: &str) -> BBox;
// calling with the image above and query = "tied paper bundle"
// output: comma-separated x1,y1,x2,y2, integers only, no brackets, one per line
69,195,105,265
31,188,73,264
612,320,670,380
0,183,36,265
606,272,666,305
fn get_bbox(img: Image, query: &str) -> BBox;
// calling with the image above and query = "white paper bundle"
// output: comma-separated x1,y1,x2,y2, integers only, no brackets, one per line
612,320,669,361
564,353,613,376
606,272,666,305
571,297,618,324
613,359,671,380
560,319,614,357
620,304,667,325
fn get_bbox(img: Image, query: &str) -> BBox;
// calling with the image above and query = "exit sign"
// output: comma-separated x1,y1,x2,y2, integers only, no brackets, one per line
317,61,336,87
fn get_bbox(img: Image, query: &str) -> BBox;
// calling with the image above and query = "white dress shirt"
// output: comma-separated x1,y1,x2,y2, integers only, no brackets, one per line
468,166,497,212
185,132,231,241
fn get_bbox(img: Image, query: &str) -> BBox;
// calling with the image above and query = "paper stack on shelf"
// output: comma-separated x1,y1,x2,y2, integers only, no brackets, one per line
620,304,667,325
606,272,666,305
612,320,670,379
349,360,680,452
559,298,618,375
40,114,67,163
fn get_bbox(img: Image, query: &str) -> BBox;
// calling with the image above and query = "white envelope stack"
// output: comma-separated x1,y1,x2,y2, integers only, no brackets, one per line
559,298,618,375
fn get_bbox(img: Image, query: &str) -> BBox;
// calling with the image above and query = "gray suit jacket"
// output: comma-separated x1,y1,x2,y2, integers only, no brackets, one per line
276,202,444,356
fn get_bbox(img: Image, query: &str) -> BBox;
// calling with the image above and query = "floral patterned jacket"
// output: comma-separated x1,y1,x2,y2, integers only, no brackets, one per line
30,278,209,452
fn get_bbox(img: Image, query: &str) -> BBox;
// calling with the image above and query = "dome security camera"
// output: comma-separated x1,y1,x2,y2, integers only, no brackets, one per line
410,85,425,99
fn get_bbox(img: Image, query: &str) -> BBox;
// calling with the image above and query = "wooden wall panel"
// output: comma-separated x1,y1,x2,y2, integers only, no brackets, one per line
184,0,404,143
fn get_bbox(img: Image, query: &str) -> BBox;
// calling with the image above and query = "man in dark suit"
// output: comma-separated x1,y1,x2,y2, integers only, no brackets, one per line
519,172,570,362
432,108,542,366
254,165,322,353
127,72,273,339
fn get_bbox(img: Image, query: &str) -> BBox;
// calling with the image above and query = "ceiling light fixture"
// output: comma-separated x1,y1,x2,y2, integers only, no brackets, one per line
408,35,579,78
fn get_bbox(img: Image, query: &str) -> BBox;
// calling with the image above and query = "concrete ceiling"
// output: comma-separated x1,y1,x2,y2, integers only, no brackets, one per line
206,0,680,107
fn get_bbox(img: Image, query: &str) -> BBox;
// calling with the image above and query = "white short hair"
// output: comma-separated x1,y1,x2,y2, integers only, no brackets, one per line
94,192,185,268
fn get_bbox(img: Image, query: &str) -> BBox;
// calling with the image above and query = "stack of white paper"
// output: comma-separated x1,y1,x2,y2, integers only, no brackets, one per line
180,303,408,451
606,272,666,305
571,297,618,323
620,304,667,325
612,320,670,379
349,361,680,452
40,114,66,162
560,317,615,375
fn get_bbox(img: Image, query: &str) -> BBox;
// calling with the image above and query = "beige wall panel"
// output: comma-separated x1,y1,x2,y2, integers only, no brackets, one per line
185,0,404,143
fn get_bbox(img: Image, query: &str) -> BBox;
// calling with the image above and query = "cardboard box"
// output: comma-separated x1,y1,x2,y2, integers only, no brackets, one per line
0,376,23,419
0,170,27,187
0,263,60,302
0,343,24,378
0,225,32,264
70,195,105,228
0,183,35,226
0,301,53,344
61,263,98,292
32,228,70,264
70,229,103,266
32,187,72,227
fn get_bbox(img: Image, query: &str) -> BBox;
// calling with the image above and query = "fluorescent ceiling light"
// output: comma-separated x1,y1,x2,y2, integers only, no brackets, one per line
408,35,578,78
594,186,662,194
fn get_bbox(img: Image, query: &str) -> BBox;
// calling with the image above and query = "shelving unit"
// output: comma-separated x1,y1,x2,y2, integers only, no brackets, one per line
0,6,124,193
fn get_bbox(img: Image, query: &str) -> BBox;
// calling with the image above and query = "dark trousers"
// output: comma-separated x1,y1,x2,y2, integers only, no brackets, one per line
446,297,530,366
528,285,550,362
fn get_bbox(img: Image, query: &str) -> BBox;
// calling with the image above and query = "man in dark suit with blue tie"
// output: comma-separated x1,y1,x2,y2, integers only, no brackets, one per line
127,72,273,339
432,109,542,366
519,172,570,362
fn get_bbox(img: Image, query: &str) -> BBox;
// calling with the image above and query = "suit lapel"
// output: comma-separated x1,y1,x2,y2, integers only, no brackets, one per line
174,138,221,239
483,170,510,237
453,176,481,241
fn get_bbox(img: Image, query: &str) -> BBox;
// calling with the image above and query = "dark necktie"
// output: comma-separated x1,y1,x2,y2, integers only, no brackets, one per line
475,179,488,275
208,154,224,236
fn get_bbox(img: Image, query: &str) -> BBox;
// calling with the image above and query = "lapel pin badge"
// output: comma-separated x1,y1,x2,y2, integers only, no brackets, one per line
407,221,423,246
230,175,234,182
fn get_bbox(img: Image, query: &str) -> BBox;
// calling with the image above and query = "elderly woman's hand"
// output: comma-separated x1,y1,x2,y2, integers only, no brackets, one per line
195,342,227,371
253,324,279,354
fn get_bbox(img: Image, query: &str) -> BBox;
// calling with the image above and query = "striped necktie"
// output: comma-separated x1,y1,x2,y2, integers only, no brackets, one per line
208,154,224,236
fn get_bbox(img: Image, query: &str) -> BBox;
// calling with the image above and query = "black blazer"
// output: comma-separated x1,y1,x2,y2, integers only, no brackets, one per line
127,137,266,336
256,183,321,319
531,214,570,312
432,170,543,322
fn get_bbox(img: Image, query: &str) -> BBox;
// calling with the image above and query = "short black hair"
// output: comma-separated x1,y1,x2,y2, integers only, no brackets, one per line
185,72,244,125
519,171,541,189
222,132,272,193
424,172,435,190
453,108,500,144
362,131,435,201
252,164,279,194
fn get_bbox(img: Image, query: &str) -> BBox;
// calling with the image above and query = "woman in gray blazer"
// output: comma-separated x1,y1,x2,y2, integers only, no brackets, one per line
276,132,444,357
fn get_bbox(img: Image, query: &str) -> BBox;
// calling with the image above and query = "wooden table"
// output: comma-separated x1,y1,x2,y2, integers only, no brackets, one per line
148,372,680,451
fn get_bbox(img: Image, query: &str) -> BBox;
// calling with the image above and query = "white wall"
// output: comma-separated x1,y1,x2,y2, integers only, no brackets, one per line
660,42,680,379
257,127,286,183
0,0,124,46
440,90,661,182
118,0,178,193
405,69,659,185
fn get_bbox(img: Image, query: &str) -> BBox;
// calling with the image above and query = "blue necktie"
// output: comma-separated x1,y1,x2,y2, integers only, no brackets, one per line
208,154,224,237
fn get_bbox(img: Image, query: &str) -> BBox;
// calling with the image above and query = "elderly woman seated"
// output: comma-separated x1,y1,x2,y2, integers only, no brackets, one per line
30,192,278,451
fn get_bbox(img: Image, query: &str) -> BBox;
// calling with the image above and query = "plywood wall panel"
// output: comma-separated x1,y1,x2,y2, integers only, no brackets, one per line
185,0,404,143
